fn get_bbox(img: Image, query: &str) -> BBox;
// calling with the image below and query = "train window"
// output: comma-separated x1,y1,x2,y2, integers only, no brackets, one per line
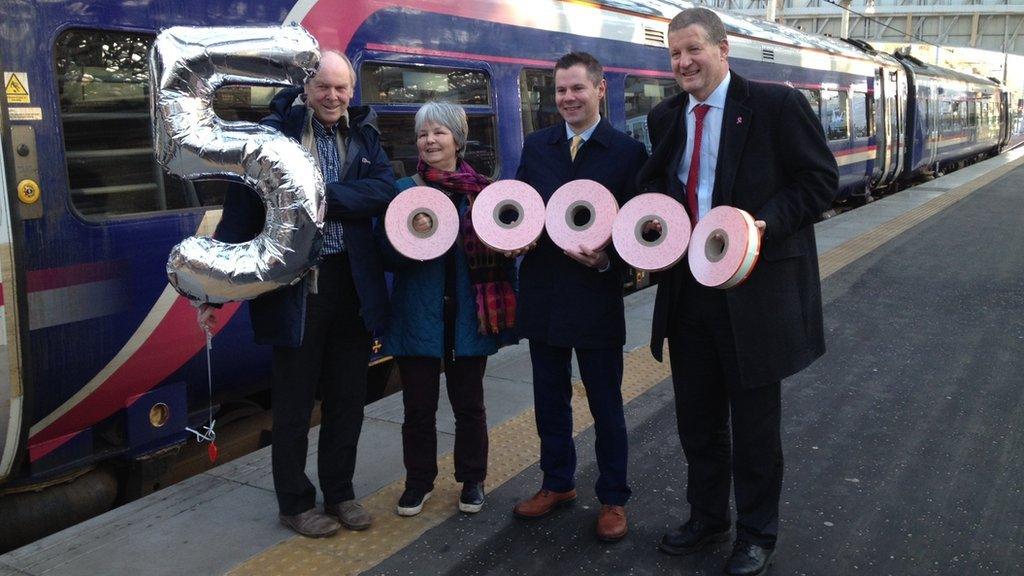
360,63,490,105
821,89,849,141
519,68,610,139
624,76,681,153
520,69,561,137
375,114,498,178
798,89,821,117
851,92,871,138
940,100,958,131
361,62,498,178
55,30,276,219
866,94,875,137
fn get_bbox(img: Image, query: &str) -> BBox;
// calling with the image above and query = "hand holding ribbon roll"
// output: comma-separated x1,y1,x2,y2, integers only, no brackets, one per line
471,180,546,252
545,179,619,253
688,206,761,288
612,193,691,272
384,186,460,261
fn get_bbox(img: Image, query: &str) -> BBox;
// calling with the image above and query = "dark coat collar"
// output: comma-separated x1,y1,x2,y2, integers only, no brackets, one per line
651,71,753,206
714,72,753,207
268,86,379,138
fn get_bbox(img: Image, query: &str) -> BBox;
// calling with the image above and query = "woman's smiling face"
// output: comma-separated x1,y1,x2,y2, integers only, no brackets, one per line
417,121,458,172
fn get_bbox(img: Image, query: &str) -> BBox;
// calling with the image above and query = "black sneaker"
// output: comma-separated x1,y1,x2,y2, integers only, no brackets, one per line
459,482,485,513
396,487,431,517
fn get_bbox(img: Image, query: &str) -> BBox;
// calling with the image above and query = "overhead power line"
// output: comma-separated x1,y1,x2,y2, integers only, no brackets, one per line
812,0,944,49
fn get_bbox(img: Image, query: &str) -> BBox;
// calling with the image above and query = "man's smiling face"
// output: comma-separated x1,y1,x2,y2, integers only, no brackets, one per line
669,24,730,102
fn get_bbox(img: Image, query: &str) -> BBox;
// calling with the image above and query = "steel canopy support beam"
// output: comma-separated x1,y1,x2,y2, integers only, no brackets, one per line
840,0,852,37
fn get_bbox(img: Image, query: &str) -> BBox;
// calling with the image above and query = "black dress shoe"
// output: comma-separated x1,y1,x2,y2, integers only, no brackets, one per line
658,518,730,555
724,540,775,576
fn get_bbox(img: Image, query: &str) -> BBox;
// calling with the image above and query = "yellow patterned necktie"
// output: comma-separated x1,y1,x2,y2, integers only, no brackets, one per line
570,134,582,161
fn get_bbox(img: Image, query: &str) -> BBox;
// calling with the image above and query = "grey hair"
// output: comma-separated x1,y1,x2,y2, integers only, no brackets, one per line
669,7,728,45
415,101,469,158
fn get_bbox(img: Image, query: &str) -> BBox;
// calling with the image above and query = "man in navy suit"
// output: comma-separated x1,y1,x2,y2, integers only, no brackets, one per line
512,52,648,542
636,8,838,575
208,51,395,538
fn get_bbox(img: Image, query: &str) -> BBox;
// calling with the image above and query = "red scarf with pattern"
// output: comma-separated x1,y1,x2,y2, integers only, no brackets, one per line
419,159,517,335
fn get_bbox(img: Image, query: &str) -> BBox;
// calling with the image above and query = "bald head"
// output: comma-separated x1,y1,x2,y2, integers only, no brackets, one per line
305,50,356,125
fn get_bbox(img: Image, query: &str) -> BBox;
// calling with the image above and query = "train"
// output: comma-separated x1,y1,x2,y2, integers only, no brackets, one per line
1,0,1022,551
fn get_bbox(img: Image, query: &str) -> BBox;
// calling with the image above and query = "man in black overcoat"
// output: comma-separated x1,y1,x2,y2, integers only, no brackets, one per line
636,8,839,575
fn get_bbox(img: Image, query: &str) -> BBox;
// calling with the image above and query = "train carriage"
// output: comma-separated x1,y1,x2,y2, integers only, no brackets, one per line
896,52,1005,179
0,0,1018,548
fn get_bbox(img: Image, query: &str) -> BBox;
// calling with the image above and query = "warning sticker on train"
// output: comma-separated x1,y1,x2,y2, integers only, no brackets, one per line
4,72,30,104
8,107,42,121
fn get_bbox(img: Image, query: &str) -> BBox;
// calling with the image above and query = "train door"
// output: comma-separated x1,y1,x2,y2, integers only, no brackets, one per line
874,67,892,185
880,65,905,185
927,90,939,168
892,67,907,179
998,89,1010,148
0,106,29,483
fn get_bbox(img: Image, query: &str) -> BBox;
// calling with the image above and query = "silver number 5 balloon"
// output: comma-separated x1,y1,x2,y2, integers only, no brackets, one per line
152,26,325,304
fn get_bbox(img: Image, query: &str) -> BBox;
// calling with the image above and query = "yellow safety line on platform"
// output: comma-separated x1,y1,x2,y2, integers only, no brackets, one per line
229,349,672,576
819,155,1024,280
228,156,1024,576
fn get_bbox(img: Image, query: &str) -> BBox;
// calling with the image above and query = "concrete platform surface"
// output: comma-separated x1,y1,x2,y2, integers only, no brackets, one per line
3,149,1023,575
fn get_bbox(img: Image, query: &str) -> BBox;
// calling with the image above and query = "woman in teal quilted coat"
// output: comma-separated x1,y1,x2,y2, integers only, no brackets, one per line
380,102,517,518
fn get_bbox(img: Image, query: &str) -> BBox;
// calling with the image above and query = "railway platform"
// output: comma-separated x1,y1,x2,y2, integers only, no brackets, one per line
3,148,1024,576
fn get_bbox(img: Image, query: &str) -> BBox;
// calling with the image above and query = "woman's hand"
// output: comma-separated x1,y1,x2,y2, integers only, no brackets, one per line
412,212,433,233
642,218,663,235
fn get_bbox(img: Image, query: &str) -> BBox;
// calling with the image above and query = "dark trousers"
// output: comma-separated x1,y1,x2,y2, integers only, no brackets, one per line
529,340,630,505
271,253,371,516
667,274,783,547
398,355,488,492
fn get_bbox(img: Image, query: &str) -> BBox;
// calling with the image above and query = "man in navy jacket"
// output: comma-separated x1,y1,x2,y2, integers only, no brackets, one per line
512,52,648,542
211,51,395,537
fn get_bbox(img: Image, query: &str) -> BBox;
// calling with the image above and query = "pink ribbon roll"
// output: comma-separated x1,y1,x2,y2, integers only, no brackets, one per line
384,186,459,261
612,193,691,272
545,179,618,253
471,180,546,252
688,206,761,289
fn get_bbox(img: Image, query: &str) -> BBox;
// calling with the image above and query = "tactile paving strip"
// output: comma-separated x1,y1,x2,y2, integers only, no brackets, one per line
819,157,1024,280
228,346,673,576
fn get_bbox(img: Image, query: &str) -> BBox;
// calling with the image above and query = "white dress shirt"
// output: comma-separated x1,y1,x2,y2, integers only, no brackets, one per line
678,72,731,221
565,118,609,271
565,118,601,146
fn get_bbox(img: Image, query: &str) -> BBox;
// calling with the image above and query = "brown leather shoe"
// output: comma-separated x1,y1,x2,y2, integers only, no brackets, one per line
596,505,627,542
513,488,577,519
278,508,340,538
